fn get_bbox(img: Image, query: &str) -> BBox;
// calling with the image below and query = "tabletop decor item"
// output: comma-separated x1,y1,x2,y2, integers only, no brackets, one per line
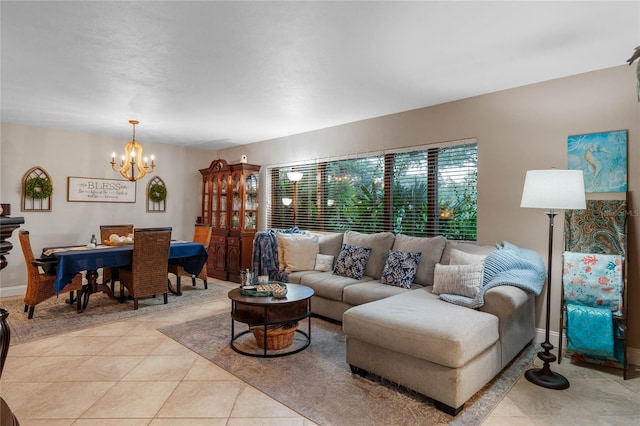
240,282,287,297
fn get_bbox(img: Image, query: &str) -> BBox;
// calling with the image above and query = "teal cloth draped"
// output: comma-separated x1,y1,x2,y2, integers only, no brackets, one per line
566,303,614,359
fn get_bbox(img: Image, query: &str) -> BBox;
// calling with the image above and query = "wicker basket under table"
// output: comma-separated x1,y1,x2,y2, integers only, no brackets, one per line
251,322,298,350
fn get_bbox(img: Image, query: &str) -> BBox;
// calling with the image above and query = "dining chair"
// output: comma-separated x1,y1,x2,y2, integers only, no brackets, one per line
99,224,134,292
1,309,20,425
18,230,83,319
118,227,172,310
168,223,212,294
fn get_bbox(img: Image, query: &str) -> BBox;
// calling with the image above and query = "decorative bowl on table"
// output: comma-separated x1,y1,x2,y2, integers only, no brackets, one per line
240,282,287,297
272,285,288,298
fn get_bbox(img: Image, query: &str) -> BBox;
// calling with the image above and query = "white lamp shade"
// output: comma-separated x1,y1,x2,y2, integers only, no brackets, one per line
287,171,303,182
520,169,586,210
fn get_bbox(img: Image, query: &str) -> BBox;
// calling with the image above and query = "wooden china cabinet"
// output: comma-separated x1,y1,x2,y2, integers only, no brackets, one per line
199,159,260,283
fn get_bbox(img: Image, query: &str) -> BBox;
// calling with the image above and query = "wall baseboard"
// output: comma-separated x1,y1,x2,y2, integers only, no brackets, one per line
0,285,26,299
534,328,639,368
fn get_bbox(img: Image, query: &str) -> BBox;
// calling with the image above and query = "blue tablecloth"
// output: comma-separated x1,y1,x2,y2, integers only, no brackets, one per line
46,242,208,293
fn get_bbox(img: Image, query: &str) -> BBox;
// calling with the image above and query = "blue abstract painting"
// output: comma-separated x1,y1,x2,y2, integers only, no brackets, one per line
568,130,627,193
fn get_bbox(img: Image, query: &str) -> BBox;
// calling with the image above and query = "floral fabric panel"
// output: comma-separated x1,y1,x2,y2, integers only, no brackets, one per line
379,250,422,288
333,244,372,280
562,251,623,313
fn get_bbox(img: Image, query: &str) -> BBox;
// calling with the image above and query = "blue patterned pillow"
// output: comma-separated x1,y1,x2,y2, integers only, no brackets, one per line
333,244,372,280
380,250,422,288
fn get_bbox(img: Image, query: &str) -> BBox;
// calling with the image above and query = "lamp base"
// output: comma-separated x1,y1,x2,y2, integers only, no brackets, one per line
525,366,570,390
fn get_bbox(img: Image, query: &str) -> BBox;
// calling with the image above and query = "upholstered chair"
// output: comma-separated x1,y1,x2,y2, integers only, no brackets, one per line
18,230,83,319
168,224,212,294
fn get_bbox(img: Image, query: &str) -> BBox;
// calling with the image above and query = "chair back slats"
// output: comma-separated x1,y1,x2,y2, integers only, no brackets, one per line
119,227,172,308
193,224,213,247
100,224,134,243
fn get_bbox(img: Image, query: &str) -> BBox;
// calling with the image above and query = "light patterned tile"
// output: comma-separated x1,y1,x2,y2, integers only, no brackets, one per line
155,381,243,418
44,335,120,356
81,381,178,419
99,334,165,356
3,355,92,382
63,355,145,381
13,381,115,419
122,355,197,381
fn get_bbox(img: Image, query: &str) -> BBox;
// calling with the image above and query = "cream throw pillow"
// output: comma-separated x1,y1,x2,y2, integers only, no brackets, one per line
449,248,487,265
280,234,319,272
432,263,484,299
314,254,334,272
277,233,309,271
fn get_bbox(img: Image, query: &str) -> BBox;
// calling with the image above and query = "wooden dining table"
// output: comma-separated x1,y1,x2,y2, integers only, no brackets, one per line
42,241,208,312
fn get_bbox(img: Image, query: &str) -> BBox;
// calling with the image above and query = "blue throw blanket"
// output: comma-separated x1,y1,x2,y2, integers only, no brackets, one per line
251,227,305,282
566,303,615,359
440,241,546,308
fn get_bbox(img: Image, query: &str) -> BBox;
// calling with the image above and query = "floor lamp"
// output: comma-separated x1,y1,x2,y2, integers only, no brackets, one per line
520,169,586,390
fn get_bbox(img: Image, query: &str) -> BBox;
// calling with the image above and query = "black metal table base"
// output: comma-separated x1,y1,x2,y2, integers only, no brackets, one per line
230,320,311,358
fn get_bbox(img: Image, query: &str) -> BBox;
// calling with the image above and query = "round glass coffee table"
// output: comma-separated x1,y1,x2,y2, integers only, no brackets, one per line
228,283,314,357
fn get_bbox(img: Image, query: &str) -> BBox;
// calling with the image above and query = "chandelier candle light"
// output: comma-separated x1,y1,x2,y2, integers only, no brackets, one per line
111,120,155,181
520,168,586,390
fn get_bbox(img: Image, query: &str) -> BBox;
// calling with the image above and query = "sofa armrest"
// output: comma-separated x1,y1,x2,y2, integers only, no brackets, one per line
478,286,536,367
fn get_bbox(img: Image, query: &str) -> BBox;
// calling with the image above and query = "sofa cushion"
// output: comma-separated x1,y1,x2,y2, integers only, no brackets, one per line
342,281,422,306
277,233,315,271
314,254,335,272
441,241,496,265
379,250,421,288
342,289,499,368
334,244,372,280
432,263,484,299
449,248,487,265
391,234,447,286
279,233,319,272
343,231,395,279
316,232,344,258
300,270,373,301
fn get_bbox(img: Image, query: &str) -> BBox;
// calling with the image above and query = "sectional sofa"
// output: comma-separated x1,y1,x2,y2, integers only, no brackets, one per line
254,229,544,415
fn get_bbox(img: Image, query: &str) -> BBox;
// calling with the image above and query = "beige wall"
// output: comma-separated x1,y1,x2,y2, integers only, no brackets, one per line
1,65,637,358
217,65,640,357
0,123,217,295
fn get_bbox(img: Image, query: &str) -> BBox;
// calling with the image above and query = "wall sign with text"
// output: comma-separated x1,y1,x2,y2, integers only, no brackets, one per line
67,177,136,203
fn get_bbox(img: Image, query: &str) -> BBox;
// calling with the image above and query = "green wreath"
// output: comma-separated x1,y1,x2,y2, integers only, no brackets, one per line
148,183,167,202
25,176,53,199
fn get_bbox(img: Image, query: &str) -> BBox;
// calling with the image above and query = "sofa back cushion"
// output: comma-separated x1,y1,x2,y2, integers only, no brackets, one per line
441,240,496,265
343,230,395,279
316,232,344,258
391,234,447,286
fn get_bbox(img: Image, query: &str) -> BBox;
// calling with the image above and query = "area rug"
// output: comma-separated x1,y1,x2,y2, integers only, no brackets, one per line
159,312,536,426
0,280,230,345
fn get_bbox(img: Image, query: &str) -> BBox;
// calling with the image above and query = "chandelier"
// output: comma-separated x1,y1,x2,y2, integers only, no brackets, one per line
110,120,155,181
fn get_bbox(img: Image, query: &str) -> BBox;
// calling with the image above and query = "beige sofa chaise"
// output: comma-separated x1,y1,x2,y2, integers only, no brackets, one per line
260,230,540,415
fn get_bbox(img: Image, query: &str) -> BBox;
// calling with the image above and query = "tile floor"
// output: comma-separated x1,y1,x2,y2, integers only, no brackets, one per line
1,279,639,425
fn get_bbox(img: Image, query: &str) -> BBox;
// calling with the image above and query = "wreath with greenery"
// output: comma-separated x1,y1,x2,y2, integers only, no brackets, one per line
25,176,53,199
148,183,167,202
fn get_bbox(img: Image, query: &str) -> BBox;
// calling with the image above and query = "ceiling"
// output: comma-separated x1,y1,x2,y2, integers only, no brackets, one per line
1,1,638,150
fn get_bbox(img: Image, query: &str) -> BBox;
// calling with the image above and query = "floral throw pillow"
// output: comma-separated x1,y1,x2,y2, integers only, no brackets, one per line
333,244,372,280
380,250,422,288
